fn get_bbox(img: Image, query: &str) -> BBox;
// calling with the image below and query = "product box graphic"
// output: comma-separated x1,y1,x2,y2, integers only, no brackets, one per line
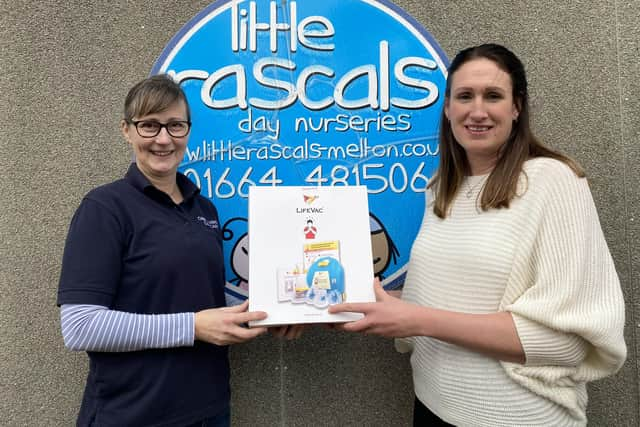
248,186,375,326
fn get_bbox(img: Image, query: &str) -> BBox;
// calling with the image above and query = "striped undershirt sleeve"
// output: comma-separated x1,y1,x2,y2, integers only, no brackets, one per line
60,304,195,352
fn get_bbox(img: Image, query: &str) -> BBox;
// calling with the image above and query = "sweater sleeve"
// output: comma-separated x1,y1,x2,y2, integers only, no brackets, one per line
502,161,626,381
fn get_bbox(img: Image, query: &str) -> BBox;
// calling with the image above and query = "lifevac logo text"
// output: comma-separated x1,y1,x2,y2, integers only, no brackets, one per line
153,0,448,302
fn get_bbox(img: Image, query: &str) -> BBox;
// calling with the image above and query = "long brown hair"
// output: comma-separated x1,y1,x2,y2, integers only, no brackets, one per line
429,44,583,219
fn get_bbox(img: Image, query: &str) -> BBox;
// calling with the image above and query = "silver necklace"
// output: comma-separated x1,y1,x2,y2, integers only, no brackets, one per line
464,176,487,198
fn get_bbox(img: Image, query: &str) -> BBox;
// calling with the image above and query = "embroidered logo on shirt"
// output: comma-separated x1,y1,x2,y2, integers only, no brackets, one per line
197,216,219,229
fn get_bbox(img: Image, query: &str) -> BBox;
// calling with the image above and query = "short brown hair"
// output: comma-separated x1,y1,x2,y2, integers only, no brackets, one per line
123,74,190,121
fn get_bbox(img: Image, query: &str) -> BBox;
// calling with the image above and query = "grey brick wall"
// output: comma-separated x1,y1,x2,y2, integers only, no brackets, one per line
1,1,637,425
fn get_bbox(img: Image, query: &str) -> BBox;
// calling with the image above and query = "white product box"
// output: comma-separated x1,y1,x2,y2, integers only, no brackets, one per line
248,185,374,326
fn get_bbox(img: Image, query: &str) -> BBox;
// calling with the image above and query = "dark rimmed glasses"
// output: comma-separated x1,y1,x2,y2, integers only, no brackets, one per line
127,119,191,138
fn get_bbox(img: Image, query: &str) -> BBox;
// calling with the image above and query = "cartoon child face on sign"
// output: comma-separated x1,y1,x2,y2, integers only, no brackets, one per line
230,233,249,290
222,217,249,292
369,213,399,279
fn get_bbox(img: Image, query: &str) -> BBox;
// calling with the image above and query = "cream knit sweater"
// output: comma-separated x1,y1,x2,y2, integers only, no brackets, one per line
397,157,626,426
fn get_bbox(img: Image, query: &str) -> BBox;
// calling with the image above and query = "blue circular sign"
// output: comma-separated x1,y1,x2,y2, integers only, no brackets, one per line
152,0,448,303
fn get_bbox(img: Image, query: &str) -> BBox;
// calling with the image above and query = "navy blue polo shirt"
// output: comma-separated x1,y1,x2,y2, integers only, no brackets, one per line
58,163,229,427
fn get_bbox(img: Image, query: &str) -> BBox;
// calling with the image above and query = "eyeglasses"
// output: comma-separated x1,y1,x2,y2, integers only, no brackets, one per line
127,120,191,138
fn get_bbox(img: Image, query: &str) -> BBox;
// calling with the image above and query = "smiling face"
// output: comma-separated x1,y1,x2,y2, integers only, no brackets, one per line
445,58,519,174
121,100,189,180
231,233,249,282
371,230,390,276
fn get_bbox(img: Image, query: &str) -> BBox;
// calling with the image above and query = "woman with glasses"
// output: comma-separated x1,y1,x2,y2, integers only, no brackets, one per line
57,74,268,427
330,44,626,426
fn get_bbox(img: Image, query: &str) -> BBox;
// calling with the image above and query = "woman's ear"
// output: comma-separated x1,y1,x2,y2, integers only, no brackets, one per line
121,119,131,143
513,99,522,121
444,98,450,120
